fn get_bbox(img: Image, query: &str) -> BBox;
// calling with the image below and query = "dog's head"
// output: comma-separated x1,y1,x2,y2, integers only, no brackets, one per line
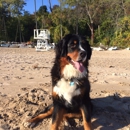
56,34,92,64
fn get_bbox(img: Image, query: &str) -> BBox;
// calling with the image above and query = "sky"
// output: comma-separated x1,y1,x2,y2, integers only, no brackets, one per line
24,0,60,14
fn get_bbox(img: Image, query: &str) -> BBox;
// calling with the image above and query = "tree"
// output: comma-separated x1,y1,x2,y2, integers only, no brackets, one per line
95,0,130,46
111,16,130,48
59,0,101,45
37,5,49,29
49,5,69,41
1,0,130,47
20,11,35,41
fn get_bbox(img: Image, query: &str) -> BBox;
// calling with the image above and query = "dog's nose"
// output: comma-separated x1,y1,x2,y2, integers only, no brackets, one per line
80,51,86,58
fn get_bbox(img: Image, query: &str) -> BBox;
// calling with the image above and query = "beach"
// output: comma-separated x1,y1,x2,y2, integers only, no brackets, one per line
0,48,130,130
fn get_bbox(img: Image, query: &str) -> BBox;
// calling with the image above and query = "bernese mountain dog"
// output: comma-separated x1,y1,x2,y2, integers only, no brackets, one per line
27,34,92,130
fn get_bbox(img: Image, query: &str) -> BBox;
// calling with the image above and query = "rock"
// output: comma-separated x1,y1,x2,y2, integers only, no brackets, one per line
112,73,117,76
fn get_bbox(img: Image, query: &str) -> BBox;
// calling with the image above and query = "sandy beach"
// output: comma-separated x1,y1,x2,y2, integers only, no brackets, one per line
0,48,130,130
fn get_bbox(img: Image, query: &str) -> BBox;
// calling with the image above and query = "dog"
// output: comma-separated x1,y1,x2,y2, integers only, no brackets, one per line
27,34,92,130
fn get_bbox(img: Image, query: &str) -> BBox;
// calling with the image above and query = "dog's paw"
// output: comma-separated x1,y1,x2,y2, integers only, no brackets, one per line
22,115,36,128
23,121,31,127
23,121,36,128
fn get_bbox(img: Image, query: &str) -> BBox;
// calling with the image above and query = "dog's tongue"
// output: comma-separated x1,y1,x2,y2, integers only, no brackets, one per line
71,61,84,72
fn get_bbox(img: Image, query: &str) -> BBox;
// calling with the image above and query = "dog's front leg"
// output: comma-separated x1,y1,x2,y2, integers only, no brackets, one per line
51,105,66,130
80,105,92,130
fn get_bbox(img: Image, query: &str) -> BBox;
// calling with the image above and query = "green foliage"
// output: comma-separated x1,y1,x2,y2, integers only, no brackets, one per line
38,5,48,14
19,11,35,41
111,16,130,48
94,19,114,46
111,33,130,48
52,25,70,43
0,0,130,48
11,0,26,16
95,16,130,48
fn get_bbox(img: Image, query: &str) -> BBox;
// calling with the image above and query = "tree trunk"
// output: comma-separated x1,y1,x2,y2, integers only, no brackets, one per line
90,27,94,45
85,3,94,45
48,0,52,12
87,21,94,45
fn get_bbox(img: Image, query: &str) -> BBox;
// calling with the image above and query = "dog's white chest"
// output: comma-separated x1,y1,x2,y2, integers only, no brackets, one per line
53,78,81,104
62,64,87,79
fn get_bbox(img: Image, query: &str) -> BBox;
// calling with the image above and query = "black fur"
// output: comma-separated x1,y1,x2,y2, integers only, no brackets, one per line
51,34,92,123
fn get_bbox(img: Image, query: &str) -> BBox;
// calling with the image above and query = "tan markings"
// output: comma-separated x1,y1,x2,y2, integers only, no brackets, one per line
52,92,59,99
63,112,82,124
67,50,79,61
28,107,54,123
80,108,92,130
63,112,82,119
74,40,77,44
60,57,69,74
51,109,66,130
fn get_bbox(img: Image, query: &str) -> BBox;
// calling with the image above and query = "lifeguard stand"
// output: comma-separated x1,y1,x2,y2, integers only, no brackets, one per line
34,29,54,51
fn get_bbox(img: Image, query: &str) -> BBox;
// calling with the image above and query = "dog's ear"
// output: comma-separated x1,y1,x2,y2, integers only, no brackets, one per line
81,37,92,60
86,40,92,60
56,34,73,58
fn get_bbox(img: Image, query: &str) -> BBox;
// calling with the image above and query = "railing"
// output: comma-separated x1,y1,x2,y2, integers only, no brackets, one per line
34,29,50,40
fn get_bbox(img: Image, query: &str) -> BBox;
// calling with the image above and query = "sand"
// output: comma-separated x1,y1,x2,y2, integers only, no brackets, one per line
0,48,130,130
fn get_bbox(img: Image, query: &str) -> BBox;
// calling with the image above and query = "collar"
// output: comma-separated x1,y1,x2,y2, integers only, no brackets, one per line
65,77,87,87
63,77,79,86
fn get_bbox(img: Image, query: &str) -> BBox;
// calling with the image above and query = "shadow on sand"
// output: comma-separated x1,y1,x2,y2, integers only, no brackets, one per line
0,95,130,130
64,95,130,130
